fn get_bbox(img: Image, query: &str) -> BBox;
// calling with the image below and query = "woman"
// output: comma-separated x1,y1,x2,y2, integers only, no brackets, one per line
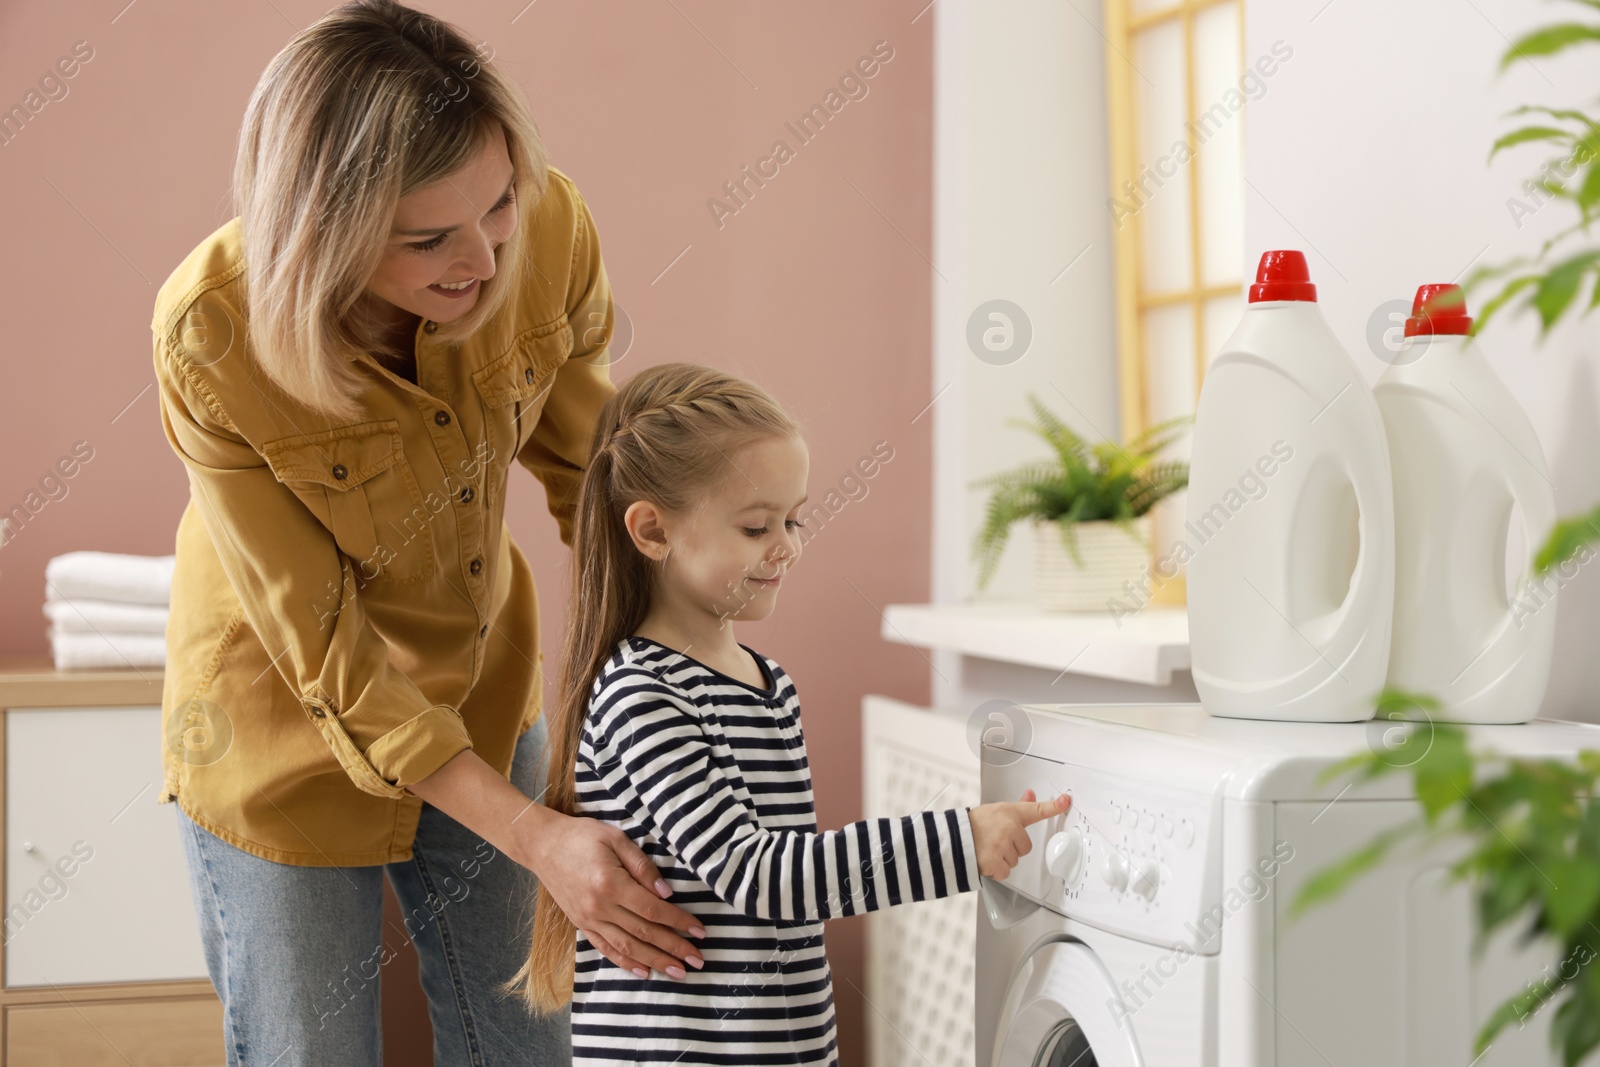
151,3,701,1064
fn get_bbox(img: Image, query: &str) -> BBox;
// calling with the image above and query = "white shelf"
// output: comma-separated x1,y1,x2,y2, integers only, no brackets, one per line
881,601,1191,687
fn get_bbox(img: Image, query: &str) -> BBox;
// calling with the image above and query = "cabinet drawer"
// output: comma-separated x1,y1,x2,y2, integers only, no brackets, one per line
6,995,224,1066
6,707,208,987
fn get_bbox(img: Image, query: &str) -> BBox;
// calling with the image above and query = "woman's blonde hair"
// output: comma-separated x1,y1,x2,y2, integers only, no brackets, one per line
234,0,548,419
499,362,802,1014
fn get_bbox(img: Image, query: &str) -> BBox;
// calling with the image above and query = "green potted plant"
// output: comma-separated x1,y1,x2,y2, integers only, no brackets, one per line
968,393,1189,611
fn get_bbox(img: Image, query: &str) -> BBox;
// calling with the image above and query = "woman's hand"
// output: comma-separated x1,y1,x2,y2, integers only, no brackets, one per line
405,747,704,978
968,789,1071,880
521,808,706,979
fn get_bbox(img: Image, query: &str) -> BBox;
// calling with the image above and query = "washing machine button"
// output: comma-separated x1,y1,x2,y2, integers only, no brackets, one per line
1100,849,1128,892
1131,859,1160,900
1045,828,1085,883
1142,809,1156,832
1180,816,1195,847
1159,814,1173,838
1110,802,1122,824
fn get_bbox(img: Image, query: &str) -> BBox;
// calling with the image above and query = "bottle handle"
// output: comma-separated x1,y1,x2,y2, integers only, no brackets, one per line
1321,461,1375,643
1499,453,1559,628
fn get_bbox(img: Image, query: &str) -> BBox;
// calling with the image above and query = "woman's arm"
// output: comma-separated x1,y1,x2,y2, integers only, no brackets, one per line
588,680,1069,922
406,750,704,976
155,335,701,976
514,174,617,549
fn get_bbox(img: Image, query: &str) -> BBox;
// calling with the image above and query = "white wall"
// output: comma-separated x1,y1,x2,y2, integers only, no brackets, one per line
930,0,1600,721
932,0,1121,706
1243,0,1600,721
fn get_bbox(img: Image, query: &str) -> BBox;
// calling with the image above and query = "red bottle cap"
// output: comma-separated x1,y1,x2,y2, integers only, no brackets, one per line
1404,284,1472,337
1248,250,1317,303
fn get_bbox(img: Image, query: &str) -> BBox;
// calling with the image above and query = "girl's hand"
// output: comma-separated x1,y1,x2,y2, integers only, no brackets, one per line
969,789,1071,880
522,809,707,979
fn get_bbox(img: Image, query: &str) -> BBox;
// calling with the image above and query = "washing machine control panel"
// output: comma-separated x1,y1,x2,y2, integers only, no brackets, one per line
984,749,1223,952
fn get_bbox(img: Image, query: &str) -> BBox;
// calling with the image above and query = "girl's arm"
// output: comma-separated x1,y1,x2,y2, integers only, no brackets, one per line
587,678,1064,922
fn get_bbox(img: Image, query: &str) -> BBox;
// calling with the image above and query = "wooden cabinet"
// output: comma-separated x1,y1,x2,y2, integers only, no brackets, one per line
0,664,222,1066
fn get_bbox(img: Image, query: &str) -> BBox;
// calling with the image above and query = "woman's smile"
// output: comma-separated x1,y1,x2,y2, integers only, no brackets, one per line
429,277,480,298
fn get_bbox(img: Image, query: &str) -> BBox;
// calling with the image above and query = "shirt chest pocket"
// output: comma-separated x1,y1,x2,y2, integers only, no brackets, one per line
261,421,435,584
471,316,572,462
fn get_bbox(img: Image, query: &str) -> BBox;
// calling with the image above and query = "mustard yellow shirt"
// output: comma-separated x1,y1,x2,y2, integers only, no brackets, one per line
150,166,616,866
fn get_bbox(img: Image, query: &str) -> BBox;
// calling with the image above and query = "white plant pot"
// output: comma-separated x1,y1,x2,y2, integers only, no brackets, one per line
1032,516,1152,612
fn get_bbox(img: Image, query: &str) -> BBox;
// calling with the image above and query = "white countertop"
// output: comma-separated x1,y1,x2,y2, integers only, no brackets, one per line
880,601,1191,687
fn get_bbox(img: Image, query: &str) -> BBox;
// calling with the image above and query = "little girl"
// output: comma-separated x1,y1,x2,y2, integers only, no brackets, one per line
503,362,1070,1065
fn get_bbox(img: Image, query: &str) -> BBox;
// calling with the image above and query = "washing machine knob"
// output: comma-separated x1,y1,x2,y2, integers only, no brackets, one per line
1045,829,1084,883
1131,860,1160,900
1100,849,1129,892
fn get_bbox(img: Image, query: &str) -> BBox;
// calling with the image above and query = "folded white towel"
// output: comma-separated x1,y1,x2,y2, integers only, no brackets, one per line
49,629,168,671
44,551,175,606
43,598,169,635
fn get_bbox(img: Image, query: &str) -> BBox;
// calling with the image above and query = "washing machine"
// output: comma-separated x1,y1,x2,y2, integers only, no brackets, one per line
975,703,1600,1066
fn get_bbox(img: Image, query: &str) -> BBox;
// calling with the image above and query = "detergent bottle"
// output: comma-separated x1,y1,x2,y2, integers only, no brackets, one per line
1373,284,1557,723
1185,250,1394,721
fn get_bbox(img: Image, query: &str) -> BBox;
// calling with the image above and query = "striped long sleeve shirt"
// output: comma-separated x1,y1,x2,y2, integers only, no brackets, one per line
570,634,980,1066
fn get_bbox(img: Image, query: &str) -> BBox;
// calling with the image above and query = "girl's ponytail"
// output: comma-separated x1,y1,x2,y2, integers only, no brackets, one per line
498,362,801,1013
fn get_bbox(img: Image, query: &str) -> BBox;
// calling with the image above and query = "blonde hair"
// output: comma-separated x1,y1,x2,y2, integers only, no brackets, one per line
500,362,802,1013
234,0,548,419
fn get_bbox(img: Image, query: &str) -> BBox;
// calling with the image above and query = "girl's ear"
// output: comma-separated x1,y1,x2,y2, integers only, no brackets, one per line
623,499,672,562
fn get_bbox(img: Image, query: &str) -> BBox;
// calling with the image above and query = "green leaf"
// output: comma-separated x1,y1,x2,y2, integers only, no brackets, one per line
1472,274,1540,334
1531,251,1600,331
1540,857,1600,937
1287,820,1421,920
1463,255,1531,292
1533,504,1600,573
1504,104,1600,132
1502,24,1600,69
1414,722,1473,821
1491,124,1578,160
1551,985,1600,1067
1579,163,1600,218
1476,973,1567,1053
1123,413,1193,459
1540,217,1599,263
1477,860,1540,931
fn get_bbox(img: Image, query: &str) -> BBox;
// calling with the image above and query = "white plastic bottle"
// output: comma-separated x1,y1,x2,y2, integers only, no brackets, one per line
1185,250,1394,722
1373,284,1556,724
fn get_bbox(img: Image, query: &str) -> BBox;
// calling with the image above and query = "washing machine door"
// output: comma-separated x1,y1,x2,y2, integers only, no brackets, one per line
991,940,1141,1067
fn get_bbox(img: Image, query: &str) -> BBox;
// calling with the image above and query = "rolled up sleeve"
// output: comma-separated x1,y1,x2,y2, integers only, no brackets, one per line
155,340,474,799
515,181,618,548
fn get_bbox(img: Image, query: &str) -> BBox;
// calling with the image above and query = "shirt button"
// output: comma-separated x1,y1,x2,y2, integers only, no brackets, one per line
330,464,348,481
423,321,439,334
459,486,476,504
523,367,535,384
479,624,488,638
309,704,326,718
435,410,451,426
469,558,483,576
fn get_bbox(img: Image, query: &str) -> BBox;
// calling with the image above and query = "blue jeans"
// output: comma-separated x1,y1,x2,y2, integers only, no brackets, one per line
176,715,571,1066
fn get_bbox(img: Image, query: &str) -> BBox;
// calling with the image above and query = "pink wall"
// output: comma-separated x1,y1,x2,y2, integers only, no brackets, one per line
0,1,936,1061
